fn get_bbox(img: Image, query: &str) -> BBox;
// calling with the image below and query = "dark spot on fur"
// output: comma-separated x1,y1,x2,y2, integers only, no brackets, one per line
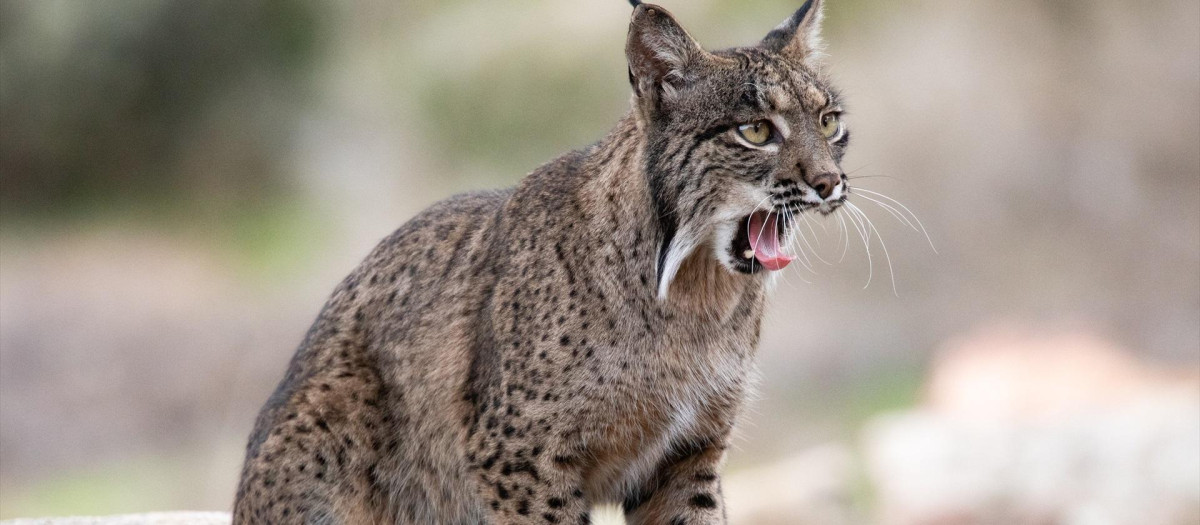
690,493,717,509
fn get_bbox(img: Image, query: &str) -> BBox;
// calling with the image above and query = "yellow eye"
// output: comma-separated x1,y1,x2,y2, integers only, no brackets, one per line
820,112,841,139
736,121,775,145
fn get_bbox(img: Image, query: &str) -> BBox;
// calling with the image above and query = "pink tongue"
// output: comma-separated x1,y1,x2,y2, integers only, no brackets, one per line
748,211,793,271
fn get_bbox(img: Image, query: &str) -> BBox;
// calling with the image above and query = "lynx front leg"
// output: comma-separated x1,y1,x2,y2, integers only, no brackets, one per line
470,440,592,525
623,440,728,525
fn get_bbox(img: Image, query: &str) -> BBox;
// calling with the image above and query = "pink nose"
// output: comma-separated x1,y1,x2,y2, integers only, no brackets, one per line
805,172,840,199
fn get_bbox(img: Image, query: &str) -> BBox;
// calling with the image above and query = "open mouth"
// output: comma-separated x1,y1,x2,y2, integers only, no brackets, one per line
730,210,794,273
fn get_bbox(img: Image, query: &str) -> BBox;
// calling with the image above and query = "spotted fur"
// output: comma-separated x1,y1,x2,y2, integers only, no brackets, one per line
233,2,850,523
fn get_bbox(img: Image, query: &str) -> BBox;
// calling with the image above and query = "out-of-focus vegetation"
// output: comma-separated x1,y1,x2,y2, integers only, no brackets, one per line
0,0,1196,521
0,1,321,221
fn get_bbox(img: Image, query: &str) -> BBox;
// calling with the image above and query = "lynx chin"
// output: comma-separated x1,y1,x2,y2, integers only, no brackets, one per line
235,1,854,523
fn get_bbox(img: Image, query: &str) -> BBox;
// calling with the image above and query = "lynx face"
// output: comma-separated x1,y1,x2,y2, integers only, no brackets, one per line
628,1,851,297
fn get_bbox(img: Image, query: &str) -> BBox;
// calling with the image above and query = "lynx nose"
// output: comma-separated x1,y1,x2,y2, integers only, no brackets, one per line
805,171,840,199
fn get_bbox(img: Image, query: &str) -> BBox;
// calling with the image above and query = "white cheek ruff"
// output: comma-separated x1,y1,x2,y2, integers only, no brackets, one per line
711,221,739,270
656,229,702,300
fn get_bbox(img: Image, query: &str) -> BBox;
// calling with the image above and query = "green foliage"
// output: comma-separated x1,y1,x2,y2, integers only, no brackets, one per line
0,0,323,217
0,455,184,519
842,361,924,425
417,49,628,182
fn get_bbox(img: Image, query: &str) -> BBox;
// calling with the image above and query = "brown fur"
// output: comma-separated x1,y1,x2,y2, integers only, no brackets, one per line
234,2,851,523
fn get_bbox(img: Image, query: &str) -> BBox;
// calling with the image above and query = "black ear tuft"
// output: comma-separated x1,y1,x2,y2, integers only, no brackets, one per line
761,0,825,63
628,0,643,6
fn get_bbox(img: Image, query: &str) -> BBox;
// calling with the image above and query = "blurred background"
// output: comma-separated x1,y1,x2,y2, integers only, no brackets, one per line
1,0,1197,523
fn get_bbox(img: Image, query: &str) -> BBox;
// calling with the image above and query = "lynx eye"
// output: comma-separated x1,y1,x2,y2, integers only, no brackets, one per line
820,112,842,139
736,121,775,146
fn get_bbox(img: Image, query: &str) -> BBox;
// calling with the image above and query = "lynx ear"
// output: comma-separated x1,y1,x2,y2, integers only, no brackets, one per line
626,4,707,110
761,0,826,64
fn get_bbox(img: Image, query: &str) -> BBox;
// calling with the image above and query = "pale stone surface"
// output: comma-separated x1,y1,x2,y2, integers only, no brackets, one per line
0,510,618,525
724,443,858,525
0,509,622,525
864,330,1200,525
2,513,231,525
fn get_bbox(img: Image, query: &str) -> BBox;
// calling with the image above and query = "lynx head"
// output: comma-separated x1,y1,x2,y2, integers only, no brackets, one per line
626,1,850,299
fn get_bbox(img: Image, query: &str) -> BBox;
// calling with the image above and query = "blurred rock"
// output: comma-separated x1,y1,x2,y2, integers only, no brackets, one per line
864,329,1200,525
1,513,230,525
724,443,859,525
0,507,618,525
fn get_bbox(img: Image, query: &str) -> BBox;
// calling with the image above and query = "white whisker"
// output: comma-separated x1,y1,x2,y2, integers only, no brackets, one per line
835,209,850,263
800,213,834,265
782,206,816,274
847,201,898,296
853,188,937,254
855,193,917,231
779,205,795,259
752,208,772,254
781,209,812,285
841,206,873,288
800,212,823,250
793,209,830,267
746,194,774,253
771,206,803,285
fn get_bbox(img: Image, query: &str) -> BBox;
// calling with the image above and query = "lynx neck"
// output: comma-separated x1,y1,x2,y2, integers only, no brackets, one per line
580,113,761,324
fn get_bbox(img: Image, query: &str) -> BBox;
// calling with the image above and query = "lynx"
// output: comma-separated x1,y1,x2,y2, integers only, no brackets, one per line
234,1,851,523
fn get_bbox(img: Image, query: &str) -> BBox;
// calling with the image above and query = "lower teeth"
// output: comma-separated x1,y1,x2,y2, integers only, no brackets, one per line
743,249,755,259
